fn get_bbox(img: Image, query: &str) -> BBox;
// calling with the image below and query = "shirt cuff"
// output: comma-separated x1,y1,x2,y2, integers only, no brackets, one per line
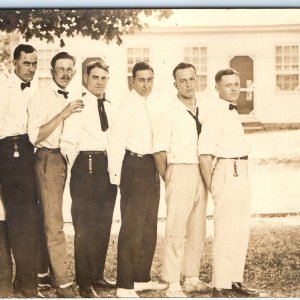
153,143,168,154
28,127,39,146
109,173,120,186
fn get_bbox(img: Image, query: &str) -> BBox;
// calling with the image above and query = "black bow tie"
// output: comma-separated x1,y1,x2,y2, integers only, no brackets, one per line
21,82,31,90
57,90,69,99
97,98,109,132
229,103,238,111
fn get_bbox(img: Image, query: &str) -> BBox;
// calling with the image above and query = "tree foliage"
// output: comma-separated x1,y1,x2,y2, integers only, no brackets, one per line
0,9,172,46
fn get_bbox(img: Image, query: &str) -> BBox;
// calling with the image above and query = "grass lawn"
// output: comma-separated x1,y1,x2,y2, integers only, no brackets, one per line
36,216,300,298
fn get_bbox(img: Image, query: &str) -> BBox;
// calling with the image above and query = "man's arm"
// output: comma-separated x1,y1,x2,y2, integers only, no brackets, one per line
153,151,167,181
35,100,84,145
199,154,214,191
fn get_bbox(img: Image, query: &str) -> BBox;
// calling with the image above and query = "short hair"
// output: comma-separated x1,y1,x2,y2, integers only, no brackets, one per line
215,68,239,83
86,60,109,76
51,52,76,69
172,62,196,79
13,44,37,60
132,62,154,79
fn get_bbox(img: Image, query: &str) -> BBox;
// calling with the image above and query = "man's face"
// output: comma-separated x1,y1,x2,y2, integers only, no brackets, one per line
132,69,154,97
85,67,109,98
216,74,240,103
174,67,197,100
14,51,38,82
51,58,76,89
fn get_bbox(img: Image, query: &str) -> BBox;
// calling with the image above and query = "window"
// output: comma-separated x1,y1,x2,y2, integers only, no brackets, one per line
184,47,207,92
127,48,150,90
37,48,60,88
275,45,299,91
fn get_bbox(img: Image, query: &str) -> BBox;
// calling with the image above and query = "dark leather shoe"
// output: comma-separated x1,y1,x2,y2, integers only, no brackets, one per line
93,278,116,288
13,281,45,298
79,286,98,298
232,282,260,297
212,287,238,298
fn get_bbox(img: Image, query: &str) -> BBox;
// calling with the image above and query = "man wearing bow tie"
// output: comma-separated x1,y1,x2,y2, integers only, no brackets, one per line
198,68,259,297
0,44,42,297
60,60,117,298
28,51,84,298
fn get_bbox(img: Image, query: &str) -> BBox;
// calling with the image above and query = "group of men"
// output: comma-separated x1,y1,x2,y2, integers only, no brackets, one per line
0,43,260,298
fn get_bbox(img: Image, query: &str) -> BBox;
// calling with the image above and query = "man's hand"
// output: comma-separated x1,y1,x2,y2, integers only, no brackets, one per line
61,100,84,119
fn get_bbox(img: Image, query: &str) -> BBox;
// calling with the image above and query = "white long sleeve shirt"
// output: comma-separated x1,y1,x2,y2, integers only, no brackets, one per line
153,96,208,164
107,90,156,185
198,98,250,158
0,72,35,139
60,89,115,167
28,81,71,148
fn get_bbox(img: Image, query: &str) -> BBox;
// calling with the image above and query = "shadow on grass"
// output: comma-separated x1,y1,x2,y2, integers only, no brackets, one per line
2,218,300,298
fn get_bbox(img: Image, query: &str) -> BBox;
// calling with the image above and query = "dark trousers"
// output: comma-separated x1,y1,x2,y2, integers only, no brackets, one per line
0,221,13,289
70,152,117,287
117,153,160,289
0,134,38,290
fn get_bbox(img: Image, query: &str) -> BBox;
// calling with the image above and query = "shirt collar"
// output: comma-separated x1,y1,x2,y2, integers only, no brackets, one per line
12,71,28,86
132,89,150,104
173,95,201,112
84,88,112,104
51,80,69,97
218,97,235,110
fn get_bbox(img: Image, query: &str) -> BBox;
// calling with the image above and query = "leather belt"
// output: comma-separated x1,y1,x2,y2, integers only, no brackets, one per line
79,151,106,156
125,149,152,158
219,156,248,160
37,147,61,153
2,134,28,141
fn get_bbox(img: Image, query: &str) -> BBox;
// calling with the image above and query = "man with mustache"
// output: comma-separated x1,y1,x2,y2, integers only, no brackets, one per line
108,62,167,298
0,44,42,297
60,60,117,298
28,52,84,298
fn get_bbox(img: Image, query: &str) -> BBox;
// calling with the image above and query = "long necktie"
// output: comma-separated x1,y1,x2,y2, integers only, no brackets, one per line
229,103,238,111
187,107,202,137
57,90,69,99
21,82,30,90
97,98,109,132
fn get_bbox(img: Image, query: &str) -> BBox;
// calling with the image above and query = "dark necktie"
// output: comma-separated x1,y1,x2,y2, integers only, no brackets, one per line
57,90,69,99
97,98,109,132
229,103,238,111
187,107,202,137
21,82,30,90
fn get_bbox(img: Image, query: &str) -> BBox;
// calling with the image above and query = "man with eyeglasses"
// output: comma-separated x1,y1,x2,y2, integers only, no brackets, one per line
28,52,84,298
108,62,167,298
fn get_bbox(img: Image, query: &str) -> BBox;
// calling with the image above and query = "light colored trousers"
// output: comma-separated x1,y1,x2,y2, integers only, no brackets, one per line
162,164,208,283
35,148,70,286
211,158,251,289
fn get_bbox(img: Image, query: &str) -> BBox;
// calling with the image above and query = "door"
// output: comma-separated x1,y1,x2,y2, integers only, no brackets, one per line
229,56,254,115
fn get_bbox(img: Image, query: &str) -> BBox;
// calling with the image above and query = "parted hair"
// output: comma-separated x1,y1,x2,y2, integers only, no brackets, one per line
13,44,37,60
215,68,239,83
172,62,196,79
51,52,76,69
86,60,109,75
132,62,154,79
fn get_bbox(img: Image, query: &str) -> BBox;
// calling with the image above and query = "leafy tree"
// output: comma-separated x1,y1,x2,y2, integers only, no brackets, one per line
0,9,172,46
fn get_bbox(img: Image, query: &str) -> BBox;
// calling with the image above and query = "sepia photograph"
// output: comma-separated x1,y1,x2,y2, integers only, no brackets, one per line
0,8,299,298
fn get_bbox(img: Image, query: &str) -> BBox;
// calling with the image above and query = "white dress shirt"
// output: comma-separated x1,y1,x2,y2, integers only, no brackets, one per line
60,89,114,166
153,96,207,164
198,98,250,157
107,90,156,185
0,72,35,139
28,81,70,148
0,189,5,221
